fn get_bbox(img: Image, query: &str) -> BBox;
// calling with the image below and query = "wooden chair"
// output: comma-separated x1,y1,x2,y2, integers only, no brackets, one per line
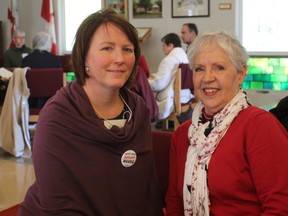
26,68,65,122
162,63,194,131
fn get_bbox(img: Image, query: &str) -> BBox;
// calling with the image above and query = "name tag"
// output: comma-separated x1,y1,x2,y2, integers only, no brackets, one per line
104,119,126,129
22,53,29,58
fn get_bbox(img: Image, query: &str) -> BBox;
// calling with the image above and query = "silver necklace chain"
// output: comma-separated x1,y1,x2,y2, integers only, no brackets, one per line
93,94,132,127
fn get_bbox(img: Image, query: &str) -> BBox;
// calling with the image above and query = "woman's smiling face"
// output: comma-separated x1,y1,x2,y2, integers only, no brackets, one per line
85,23,135,90
192,43,247,115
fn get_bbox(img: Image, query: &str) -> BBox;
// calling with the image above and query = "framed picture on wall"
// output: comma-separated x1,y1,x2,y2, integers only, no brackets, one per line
105,0,128,20
172,0,210,18
133,0,163,18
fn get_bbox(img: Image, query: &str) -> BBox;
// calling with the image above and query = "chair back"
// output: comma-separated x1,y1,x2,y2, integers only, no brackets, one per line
26,68,65,121
152,130,172,208
58,54,72,72
179,63,194,93
175,63,194,115
162,63,195,130
26,68,64,98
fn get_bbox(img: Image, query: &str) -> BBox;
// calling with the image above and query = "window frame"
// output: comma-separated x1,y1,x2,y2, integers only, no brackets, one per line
239,0,288,57
56,0,103,54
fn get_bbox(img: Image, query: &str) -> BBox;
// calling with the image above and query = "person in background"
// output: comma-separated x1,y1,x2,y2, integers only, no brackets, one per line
21,31,61,108
138,54,150,77
18,9,163,216
21,31,61,68
269,95,288,131
3,29,32,68
165,31,288,215
149,33,193,120
129,65,159,122
180,23,198,58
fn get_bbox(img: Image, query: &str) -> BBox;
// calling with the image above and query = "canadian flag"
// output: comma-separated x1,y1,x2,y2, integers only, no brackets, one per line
7,0,19,48
41,0,57,54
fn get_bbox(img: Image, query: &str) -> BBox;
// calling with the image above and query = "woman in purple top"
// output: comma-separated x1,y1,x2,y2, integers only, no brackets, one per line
19,9,163,216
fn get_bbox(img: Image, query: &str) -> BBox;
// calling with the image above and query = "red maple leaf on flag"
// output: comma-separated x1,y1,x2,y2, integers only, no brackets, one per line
41,0,51,23
7,6,16,47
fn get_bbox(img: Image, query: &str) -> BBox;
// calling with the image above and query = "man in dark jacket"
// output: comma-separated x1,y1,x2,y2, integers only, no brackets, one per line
3,29,32,68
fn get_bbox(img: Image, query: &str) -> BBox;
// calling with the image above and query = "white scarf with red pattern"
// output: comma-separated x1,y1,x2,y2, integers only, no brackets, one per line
183,90,250,216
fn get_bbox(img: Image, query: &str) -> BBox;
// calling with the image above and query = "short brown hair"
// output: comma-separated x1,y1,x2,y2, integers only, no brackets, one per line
72,9,141,87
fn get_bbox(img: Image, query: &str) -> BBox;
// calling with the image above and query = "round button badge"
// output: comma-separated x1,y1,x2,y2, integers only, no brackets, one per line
121,150,137,167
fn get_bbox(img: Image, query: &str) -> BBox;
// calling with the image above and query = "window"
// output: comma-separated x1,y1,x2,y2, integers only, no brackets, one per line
240,0,288,92
241,0,288,56
64,0,102,52
243,57,288,91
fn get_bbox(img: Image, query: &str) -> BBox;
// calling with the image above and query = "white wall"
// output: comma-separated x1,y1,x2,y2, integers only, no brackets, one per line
245,90,288,110
0,0,285,108
128,0,238,73
0,0,237,71
0,0,63,55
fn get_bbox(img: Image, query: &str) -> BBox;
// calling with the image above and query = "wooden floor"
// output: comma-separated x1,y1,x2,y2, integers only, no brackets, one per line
0,148,35,211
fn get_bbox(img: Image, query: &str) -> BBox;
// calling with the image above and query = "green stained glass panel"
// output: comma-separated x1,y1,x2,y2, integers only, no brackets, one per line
250,82,263,89
263,82,273,89
280,58,288,66
284,67,288,74
248,66,262,74
271,74,287,82
272,82,281,90
273,66,285,74
242,82,250,89
281,82,288,90
66,72,76,82
244,74,253,81
241,57,288,90
253,58,268,67
253,74,271,82
268,58,280,66
262,66,273,74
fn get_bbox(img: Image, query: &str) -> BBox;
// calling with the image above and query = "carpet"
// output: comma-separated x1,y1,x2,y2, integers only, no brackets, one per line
0,204,20,216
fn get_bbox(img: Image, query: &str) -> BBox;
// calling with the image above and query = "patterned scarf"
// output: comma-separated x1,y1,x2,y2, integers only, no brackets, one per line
183,90,250,216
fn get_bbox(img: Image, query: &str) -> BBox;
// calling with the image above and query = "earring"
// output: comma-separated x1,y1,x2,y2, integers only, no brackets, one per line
85,66,89,72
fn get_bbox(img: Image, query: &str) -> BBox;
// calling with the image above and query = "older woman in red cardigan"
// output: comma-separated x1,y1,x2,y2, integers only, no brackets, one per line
165,31,288,216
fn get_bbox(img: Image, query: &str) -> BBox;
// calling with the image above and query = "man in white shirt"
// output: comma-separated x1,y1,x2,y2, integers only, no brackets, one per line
149,33,193,120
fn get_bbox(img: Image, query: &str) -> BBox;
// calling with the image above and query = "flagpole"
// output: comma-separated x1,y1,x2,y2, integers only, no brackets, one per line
41,0,57,54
